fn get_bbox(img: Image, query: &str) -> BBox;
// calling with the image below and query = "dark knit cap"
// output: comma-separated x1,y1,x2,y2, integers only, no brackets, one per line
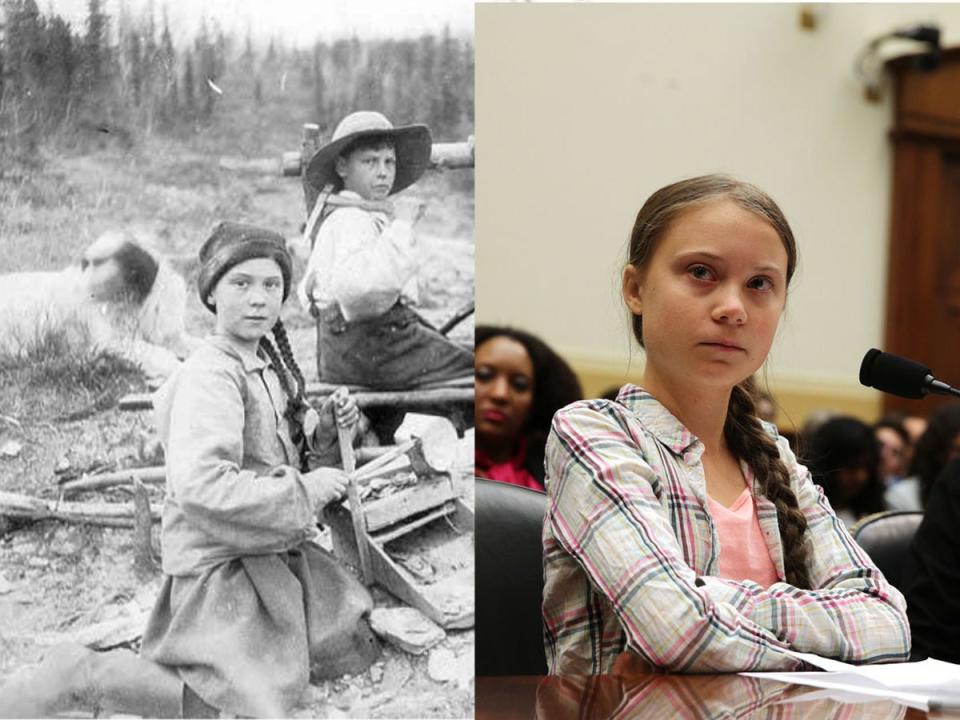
197,222,292,312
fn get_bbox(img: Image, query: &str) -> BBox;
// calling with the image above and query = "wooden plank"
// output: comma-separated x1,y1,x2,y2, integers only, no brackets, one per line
371,501,457,545
363,477,455,533
339,425,374,584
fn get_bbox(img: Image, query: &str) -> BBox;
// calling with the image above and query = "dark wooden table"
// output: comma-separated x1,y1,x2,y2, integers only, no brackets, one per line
477,674,952,719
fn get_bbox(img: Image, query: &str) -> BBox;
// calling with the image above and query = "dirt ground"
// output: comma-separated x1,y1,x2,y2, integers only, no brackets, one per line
0,140,475,718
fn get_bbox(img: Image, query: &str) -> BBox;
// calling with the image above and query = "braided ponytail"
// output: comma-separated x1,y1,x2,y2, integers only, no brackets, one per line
271,320,307,401
259,320,310,469
725,381,811,589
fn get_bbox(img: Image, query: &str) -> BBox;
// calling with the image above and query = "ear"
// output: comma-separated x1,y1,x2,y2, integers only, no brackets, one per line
335,155,348,180
116,240,159,302
622,264,644,316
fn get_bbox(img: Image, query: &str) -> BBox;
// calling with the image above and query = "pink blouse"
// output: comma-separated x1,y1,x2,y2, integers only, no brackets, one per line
707,487,780,588
475,436,543,491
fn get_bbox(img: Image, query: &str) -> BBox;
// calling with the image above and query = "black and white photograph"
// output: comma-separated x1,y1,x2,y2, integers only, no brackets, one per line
0,0,475,716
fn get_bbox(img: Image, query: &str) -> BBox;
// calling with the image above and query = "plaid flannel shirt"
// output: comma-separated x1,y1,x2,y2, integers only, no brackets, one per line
543,385,911,674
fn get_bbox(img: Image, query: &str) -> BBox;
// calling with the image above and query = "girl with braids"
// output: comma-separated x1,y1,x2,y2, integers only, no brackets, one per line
0,223,379,719
542,175,910,674
140,221,380,716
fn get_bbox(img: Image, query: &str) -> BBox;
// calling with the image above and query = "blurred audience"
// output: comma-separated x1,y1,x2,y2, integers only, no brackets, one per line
888,404,960,512
805,416,886,528
906,457,960,663
475,326,582,491
875,417,910,487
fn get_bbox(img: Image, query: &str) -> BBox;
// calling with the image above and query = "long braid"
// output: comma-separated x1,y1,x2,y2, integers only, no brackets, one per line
725,381,812,589
271,320,307,402
259,326,310,470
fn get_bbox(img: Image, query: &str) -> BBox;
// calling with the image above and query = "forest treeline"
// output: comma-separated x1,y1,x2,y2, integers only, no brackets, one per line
0,0,474,154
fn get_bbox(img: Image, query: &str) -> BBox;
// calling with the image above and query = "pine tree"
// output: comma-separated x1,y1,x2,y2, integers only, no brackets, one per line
182,48,194,115
438,27,462,137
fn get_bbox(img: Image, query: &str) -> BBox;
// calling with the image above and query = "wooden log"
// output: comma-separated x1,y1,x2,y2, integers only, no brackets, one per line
58,452,392,494
430,139,475,169
394,415,458,473
132,477,157,578
218,156,280,173
59,467,165,495
119,385,474,412
280,137,474,177
0,490,161,528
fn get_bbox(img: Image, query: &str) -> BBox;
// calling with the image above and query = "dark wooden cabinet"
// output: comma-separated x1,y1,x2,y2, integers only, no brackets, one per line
884,48,960,416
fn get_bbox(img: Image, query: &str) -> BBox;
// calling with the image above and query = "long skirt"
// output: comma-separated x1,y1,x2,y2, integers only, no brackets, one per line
140,542,379,717
317,302,473,390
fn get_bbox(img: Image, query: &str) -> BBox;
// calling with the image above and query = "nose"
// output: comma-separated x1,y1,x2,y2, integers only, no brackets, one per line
487,375,510,403
248,285,267,306
712,285,747,326
376,160,389,178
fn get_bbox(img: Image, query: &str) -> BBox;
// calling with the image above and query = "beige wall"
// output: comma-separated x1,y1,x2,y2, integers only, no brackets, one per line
476,3,960,429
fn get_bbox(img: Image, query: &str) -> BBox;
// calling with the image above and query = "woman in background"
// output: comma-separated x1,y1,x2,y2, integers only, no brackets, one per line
805,416,886,528
475,325,582,490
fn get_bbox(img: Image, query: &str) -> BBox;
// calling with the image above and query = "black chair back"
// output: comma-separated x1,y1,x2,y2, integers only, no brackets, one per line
851,510,923,592
475,478,548,676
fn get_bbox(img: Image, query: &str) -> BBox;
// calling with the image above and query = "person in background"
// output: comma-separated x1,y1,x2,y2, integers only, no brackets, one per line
905,457,960,663
887,404,960,512
902,414,929,468
297,110,473,390
474,325,582,491
875,417,909,487
805,416,886,528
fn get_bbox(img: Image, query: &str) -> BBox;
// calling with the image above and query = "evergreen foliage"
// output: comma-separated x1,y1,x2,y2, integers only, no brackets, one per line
0,2,474,151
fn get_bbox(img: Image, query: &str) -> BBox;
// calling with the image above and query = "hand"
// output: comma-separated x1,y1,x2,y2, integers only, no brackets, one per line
304,467,349,508
317,387,359,438
392,196,427,225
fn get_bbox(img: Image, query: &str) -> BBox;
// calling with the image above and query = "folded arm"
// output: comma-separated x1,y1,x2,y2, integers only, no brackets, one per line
699,435,911,663
546,402,909,672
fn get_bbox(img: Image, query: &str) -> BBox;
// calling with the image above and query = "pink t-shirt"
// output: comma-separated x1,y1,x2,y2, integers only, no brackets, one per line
707,487,780,587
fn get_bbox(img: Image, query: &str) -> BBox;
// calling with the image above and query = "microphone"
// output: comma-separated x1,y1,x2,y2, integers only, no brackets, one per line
859,348,960,400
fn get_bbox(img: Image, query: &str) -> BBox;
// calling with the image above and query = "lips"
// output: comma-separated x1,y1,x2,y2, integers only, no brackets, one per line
482,409,507,423
701,340,745,352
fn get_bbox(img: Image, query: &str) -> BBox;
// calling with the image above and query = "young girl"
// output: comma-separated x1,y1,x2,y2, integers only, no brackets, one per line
542,175,911,675
1,222,377,718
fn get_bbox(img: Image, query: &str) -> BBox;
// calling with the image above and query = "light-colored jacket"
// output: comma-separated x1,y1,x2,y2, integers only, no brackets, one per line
543,385,911,674
153,335,325,576
297,190,418,321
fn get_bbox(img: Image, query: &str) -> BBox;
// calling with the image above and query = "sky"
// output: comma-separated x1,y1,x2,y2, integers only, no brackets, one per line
41,0,474,46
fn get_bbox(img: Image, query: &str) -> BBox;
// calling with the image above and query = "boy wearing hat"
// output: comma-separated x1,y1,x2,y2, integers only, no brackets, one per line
298,111,473,390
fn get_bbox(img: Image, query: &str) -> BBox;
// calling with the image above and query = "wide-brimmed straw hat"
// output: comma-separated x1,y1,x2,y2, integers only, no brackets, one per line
304,111,432,195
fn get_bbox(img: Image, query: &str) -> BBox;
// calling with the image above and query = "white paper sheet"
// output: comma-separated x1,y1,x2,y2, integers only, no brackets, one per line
740,650,960,713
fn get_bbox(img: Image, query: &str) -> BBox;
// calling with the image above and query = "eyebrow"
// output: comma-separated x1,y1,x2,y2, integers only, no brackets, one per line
675,250,785,276
225,271,282,280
